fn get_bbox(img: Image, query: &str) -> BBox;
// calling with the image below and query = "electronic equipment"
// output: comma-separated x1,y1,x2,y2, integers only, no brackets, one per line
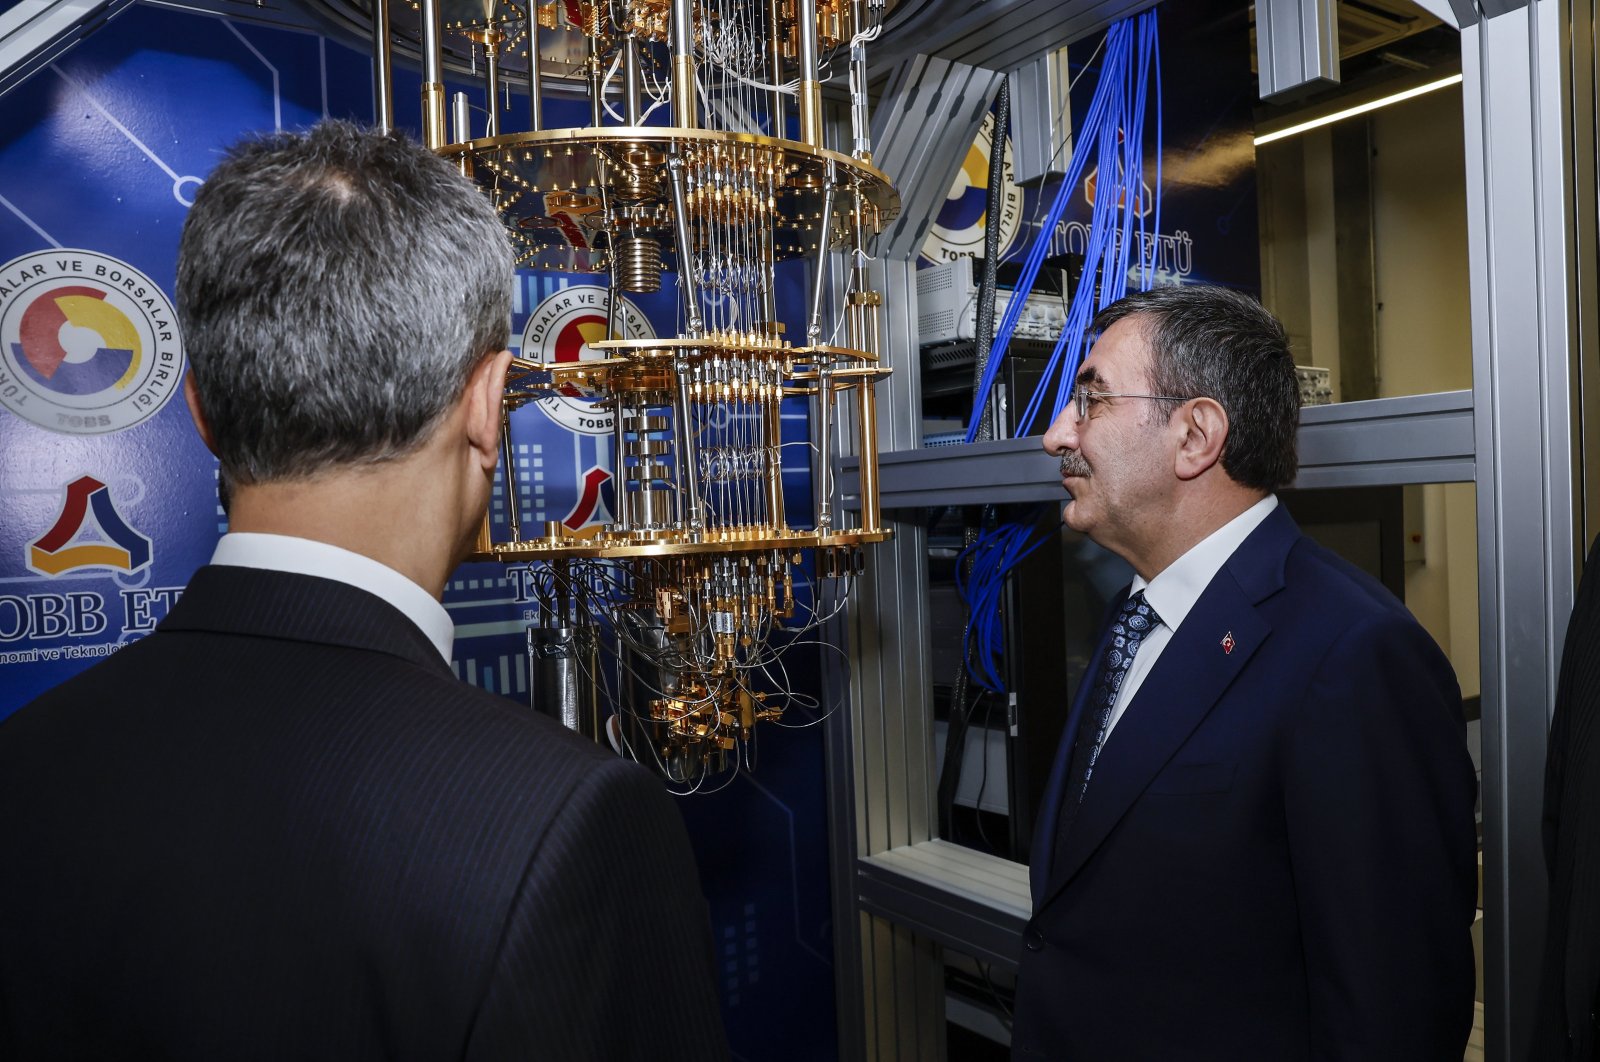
917,257,1069,345
1296,365,1334,406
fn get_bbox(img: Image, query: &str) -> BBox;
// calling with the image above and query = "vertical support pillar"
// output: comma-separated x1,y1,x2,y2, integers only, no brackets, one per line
821,55,1001,1062
419,0,447,149
1462,3,1580,1058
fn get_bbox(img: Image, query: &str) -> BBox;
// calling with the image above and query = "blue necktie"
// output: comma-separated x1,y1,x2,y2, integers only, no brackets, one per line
1056,591,1161,846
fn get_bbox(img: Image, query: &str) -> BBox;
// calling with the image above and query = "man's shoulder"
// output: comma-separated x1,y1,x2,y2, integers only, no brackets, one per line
1268,533,1454,681
2,623,625,802
1277,532,1414,624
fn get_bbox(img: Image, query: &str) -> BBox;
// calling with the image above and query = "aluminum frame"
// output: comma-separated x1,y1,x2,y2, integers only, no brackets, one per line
832,1,1587,1060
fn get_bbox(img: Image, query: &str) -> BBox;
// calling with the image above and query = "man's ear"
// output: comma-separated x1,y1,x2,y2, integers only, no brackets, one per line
463,349,514,472
1173,397,1228,482
183,372,218,456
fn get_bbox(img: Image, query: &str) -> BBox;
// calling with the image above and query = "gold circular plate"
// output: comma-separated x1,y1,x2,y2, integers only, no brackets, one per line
485,526,893,561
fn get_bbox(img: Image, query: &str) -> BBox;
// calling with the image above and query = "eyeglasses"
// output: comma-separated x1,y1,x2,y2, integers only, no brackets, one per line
1070,386,1194,421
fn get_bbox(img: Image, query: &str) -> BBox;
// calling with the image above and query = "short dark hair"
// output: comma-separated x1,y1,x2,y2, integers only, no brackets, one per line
1091,286,1300,492
177,121,513,485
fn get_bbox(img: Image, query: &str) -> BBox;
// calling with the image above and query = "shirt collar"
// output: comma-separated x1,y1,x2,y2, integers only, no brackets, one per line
1130,495,1279,633
209,532,454,661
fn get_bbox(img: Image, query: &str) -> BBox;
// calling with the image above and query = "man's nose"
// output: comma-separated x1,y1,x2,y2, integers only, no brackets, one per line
1042,407,1079,455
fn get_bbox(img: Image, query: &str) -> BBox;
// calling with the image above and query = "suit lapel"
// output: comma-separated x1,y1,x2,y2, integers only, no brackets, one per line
1035,505,1301,915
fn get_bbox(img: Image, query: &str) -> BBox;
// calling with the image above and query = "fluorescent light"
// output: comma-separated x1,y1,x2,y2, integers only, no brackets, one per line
1253,74,1464,146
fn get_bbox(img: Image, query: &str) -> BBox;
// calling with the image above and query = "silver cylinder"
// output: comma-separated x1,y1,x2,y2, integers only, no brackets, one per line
797,0,819,84
419,0,447,148
371,0,394,134
451,91,472,144
766,0,785,136
670,0,696,128
528,624,601,742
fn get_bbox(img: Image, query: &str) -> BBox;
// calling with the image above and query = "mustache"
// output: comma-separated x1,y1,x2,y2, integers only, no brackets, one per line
1059,452,1091,478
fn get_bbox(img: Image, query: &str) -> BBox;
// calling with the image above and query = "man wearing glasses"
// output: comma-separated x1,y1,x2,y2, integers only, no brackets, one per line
1011,286,1478,1061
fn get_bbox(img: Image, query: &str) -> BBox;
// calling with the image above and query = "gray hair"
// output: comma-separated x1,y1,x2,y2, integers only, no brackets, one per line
177,120,513,484
1091,286,1300,492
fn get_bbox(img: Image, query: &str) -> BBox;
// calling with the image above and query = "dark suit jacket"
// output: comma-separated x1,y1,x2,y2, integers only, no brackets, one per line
1012,505,1478,1061
1532,534,1600,1060
0,565,728,1061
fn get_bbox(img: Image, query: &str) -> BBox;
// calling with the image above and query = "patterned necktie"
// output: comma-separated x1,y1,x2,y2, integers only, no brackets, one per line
1056,591,1161,847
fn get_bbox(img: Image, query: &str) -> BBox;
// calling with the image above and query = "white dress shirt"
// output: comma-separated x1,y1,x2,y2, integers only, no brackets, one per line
1101,495,1279,741
210,532,454,662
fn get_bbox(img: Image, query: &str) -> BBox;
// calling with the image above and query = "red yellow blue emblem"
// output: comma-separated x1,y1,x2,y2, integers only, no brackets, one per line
27,475,153,576
0,249,183,434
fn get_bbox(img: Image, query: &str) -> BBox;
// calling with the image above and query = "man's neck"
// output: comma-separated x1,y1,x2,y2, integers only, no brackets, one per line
225,464,468,600
1125,487,1269,582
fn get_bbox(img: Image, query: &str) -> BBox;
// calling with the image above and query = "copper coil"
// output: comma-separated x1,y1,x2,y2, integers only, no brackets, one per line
615,235,662,293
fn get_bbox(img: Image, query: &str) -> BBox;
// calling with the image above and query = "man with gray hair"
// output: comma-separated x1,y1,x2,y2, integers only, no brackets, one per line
0,122,728,1060
1012,286,1478,1060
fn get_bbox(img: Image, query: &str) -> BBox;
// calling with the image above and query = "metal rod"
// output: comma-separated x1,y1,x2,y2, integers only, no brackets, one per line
667,154,703,336
613,401,631,531
857,372,880,533
815,360,834,529
501,405,522,541
675,360,705,532
528,21,544,130
624,35,643,125
766,0,785,137
419,0,447,149
807,175,837,343
451,91,472,143
763,384,785,529
797,0,822,146
484,36,502,138
371,0,394,134
588,30,604,127
670,0,696,128
607,260,629,532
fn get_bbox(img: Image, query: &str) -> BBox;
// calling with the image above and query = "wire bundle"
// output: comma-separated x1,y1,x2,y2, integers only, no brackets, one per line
954,514,1058,694
965,9,1163,443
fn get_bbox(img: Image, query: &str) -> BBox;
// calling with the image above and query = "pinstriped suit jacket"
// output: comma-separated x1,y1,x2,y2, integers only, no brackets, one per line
0,565,728,1061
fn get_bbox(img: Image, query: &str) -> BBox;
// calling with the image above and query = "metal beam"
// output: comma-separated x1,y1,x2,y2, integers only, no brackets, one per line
871,55,1002,261
1462,3,1581,1057
1255,0,1340,99
870,0,1157,81
0,0,133,99
857,841,1031,972
840,391,1477,510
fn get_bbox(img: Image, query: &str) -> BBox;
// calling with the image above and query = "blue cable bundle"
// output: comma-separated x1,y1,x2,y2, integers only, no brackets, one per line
955,515,1059,694
964,9,1164,443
